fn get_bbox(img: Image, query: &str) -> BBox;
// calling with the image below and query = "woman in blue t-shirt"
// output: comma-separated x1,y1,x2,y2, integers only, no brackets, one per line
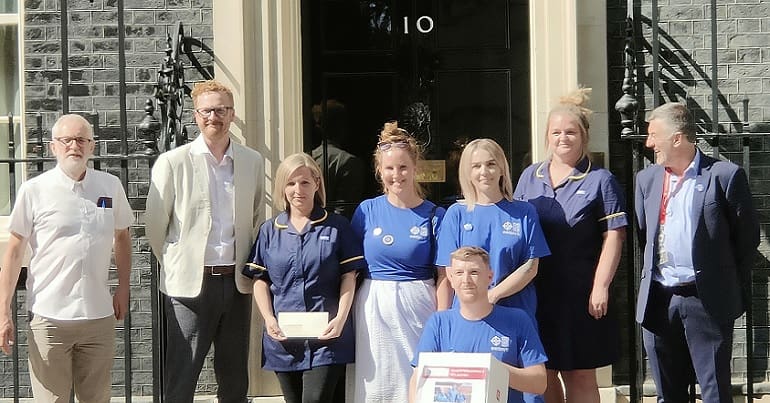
243,153,366,403
435,138,550,317
352,122,445,403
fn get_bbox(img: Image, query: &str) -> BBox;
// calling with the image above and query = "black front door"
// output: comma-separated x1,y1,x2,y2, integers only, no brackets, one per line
302,0,530,216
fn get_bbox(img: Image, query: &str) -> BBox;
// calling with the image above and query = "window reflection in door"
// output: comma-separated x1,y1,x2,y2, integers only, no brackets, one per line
311,100,366,219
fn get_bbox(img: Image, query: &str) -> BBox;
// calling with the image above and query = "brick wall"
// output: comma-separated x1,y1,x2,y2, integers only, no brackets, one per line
0,0,214,398
607,0,770,388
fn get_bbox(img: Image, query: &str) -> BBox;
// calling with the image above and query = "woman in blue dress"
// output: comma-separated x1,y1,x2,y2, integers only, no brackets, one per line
352,122,445,403
513,89,627,403
435,138,550,317
243,153,366,403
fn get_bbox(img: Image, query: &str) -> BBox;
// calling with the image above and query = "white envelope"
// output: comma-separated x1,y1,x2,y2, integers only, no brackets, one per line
278,311,329,338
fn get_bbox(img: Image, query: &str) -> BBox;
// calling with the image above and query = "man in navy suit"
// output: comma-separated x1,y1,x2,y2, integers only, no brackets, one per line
635,102,759,403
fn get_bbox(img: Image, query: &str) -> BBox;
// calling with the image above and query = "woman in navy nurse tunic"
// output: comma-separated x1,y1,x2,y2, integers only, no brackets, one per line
513,89,627,403
243,153,366,403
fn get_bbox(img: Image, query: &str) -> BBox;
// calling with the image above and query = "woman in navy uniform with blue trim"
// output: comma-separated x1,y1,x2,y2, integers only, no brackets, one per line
243,153,366,403
513,89,627,403
352,122,445,403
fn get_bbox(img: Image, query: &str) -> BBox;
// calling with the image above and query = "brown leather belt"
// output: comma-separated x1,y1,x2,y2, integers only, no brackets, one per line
204,265,236,276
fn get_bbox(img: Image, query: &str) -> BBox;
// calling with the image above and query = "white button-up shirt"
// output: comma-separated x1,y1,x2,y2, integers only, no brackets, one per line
8,166,134,320
654,151,700,286
190,135,236,265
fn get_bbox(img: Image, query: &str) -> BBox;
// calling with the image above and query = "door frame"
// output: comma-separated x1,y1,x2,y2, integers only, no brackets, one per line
210,0,611,397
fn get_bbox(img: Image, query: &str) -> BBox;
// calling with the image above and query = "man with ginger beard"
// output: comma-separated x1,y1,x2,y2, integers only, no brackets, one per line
146,80,264,402
0,114,133,402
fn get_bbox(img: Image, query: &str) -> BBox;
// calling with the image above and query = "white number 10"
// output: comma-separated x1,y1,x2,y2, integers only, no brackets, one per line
403,16,434,34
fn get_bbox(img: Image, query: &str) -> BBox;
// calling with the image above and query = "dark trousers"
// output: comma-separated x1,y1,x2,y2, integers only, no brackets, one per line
163,274,252,403
275,364,346,403
642,282,734,403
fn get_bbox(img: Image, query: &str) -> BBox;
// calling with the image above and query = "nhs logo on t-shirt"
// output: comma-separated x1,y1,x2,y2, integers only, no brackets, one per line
490,335,510,352
502,221,521,236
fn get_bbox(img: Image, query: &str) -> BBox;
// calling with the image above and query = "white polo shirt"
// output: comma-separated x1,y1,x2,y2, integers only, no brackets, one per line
8,166,134,320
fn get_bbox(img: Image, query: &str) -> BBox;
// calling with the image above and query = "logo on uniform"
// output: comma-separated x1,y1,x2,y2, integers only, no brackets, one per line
409,224,430,240
490,334,509,352
502,221,521,236
373,227,383,236
382,235,394,245
463,223,473,231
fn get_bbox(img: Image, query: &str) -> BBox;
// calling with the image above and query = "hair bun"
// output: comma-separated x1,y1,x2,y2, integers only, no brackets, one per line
556,87,593,118
379,121,411,143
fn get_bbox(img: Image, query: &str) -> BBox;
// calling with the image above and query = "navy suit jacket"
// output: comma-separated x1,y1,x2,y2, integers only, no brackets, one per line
635,150,759,326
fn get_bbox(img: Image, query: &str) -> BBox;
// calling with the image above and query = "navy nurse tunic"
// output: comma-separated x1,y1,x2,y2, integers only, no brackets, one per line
243,206,366,372
514,156,628,370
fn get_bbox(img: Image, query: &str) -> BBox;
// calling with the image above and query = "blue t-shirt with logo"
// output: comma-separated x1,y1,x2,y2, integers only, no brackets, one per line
436,199,550,317
412,306,548,403
352,195,445,281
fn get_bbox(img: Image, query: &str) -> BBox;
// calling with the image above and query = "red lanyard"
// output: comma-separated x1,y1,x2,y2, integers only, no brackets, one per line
658,169,684,226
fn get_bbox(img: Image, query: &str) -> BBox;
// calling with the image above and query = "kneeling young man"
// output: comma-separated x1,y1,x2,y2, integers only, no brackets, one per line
409,246,548,403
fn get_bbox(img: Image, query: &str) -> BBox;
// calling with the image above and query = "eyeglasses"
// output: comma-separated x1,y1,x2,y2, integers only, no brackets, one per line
195,106,234,118
53,137,93,146
377,141,410,151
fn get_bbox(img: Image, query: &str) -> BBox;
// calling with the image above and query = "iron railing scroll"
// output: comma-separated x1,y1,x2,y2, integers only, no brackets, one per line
155,21,189,154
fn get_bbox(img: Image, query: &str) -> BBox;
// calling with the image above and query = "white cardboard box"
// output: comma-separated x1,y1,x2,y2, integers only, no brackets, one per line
414,352,509,403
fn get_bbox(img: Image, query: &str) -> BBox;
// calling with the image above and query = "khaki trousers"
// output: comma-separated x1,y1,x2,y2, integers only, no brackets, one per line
28,314,116,403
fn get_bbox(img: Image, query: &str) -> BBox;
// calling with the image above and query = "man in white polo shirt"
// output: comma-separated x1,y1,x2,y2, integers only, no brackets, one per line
0,114,133,403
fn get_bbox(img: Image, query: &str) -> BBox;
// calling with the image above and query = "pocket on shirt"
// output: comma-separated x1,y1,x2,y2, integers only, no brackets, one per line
92,207,116,235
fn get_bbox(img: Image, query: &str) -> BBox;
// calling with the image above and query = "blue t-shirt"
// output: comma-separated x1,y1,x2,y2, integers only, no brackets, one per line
243,206,366,371
412,306,548,403
436,199,550,317
351,195,446,281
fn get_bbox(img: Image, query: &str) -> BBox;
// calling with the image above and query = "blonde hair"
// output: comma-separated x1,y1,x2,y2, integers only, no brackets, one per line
449,246,491,268
191,80,234,106
273,153,326,212
458,138,513,210
544,88,593,158
372,121,425,198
